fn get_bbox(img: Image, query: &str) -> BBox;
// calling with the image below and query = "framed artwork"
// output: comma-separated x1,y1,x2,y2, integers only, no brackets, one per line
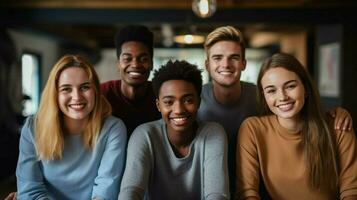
318,43,340,97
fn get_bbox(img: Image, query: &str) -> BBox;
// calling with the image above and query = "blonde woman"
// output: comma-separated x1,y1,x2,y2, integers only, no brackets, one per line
236,53,357,200
16,55,127,199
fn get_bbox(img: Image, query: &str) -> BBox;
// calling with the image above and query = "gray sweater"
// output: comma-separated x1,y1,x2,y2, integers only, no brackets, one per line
197,81,258,197
118,119,229,200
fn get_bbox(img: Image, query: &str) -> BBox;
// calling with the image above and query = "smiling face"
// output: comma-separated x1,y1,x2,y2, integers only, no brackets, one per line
156,80,200,136
206,40,246,87
118,41,153,87
261,67,306,123
57,67,95,124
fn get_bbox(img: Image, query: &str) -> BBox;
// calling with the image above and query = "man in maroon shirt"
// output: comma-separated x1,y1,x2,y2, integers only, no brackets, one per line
101,25,161,136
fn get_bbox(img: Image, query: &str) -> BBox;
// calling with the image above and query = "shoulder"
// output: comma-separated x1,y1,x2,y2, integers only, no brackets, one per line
128,119,164,147
199,83,214,108
199,121,226,139
241,81,257,90
19,116,36,144
145,81,156,98
100,80,121,93
200,121,225,132
132,119,163,136
22,116,35,135
201,82,212,96
240,115,274,135
103,115,126,128
131,119,163,138
241,81,258,98
101,116,127,137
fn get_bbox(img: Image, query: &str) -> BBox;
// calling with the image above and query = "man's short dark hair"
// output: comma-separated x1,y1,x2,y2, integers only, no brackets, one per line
115,25,154,59
152,60,202,98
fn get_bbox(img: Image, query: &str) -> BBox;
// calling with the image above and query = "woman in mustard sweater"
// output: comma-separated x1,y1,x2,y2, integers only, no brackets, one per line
236,53,357,200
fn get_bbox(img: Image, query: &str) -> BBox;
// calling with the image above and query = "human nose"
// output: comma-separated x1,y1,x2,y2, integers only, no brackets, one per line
71,88,82,100
220,57,230,67
173,101,185,114
277,89,288,101
131,58,141,68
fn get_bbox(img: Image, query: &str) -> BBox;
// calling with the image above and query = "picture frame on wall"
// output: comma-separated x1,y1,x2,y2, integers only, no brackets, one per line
318,42,340,98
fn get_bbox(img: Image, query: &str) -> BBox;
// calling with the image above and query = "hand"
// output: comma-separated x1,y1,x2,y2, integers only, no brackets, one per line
4,192,16,200
329,107,353,131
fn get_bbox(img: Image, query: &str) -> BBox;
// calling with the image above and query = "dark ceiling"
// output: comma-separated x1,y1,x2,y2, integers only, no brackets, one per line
1,0,357,50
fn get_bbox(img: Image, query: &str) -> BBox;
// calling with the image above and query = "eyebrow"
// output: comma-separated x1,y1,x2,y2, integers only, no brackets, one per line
211,53,241,58
121,52,150,57
59,82,90,88
263,80,297,90
161,93,195,99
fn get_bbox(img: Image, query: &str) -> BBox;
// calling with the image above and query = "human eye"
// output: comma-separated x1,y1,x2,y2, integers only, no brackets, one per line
162,99,173,106
286,83,297,90
231,55,241,61
212,56,221,61
121,56,132,63
265,88,276,95
59,86,71,93
80,84,91,91
183,97,194,104
139,55,150,63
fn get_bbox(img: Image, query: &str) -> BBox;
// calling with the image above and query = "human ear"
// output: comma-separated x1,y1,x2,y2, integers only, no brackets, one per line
242,59,247,71
156,99,161,112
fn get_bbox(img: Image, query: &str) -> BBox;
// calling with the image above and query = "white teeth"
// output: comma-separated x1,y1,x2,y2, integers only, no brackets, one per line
172,117,187,122
128,72,142,76
219,71,232,75
69,103,85,109
277,103,293,111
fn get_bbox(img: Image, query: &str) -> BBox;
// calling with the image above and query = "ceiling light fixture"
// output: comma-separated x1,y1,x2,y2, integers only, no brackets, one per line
192,0,217,18
174,34,205,45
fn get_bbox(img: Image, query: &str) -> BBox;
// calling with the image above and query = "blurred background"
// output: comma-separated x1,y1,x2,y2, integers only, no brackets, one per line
1,0,357,197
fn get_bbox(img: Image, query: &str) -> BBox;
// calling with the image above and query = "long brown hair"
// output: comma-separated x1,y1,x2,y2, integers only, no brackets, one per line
257,53,338,191
35,55,111,160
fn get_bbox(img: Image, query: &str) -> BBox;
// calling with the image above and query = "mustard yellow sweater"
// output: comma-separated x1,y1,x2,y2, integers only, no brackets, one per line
236,115,357,200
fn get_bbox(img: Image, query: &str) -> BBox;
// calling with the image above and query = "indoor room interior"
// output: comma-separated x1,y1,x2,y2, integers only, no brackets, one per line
1,0,357,197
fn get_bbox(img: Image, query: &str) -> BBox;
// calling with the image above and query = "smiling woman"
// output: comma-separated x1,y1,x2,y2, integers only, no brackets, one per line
236,53,357,200
16,55,127,199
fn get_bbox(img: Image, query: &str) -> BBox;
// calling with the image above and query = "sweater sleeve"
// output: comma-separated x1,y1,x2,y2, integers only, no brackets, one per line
92,117,127,200
236,117,261,200
204,123,230,200
118,125,152,200
16,117,50,200
336,129,357,199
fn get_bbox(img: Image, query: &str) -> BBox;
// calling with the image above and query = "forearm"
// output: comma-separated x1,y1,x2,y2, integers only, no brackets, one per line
92,120,127,199
204,125,230,199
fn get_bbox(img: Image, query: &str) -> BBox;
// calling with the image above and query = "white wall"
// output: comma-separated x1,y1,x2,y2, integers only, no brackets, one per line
95,49,119,83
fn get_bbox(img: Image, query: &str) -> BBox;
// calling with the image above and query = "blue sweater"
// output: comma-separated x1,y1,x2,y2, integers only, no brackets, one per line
16,116,127,200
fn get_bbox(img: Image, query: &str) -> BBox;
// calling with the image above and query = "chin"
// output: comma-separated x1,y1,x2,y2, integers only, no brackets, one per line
276,112,298,120
68,114,89,120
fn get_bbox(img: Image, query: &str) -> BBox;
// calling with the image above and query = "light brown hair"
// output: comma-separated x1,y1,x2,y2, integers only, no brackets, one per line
204,26,246,59
257,53,338,191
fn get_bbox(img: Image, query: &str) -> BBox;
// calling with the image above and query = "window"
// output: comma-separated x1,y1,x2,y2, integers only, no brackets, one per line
21,53,41,116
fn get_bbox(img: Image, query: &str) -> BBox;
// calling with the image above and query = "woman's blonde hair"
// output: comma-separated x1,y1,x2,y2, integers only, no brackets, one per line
35,55,111,160
257,53,338,191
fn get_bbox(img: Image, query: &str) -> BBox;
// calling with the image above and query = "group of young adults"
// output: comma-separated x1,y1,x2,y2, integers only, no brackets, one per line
10,24,357,200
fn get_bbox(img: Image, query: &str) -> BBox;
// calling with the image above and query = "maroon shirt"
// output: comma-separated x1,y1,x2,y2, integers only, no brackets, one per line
101,80,161,137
